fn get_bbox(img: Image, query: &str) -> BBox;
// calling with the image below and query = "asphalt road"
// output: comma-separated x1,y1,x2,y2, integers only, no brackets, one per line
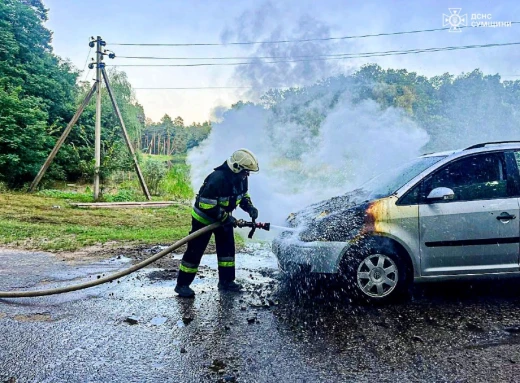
1,246,520,383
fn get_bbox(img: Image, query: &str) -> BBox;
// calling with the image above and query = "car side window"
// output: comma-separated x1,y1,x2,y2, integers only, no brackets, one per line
423,153,509,202
398,182,422,205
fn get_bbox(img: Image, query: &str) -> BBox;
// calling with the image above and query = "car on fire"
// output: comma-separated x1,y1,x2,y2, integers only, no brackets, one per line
273,141,520,303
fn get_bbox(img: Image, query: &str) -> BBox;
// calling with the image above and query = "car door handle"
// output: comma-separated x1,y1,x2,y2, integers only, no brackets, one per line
496,212,517,221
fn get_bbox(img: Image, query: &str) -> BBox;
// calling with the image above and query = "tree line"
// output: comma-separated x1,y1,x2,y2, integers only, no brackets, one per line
259,64,520,152
141,115,211,156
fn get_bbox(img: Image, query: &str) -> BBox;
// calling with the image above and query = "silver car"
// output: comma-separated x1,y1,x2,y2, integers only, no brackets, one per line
273,141,520,303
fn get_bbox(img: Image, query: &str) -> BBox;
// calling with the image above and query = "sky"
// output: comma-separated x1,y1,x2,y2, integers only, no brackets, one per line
43,0,520,124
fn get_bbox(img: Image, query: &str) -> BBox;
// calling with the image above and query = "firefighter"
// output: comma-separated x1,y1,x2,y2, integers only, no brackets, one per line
174,149,260,297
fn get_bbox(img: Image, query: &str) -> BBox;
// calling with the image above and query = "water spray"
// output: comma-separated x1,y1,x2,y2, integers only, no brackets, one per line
269,225,297,232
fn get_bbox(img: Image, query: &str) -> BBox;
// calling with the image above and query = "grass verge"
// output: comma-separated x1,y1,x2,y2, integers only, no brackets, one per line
0,193,193,251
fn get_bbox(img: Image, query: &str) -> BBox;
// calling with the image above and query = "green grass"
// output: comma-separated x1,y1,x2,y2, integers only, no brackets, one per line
36,189,95,202
0,193,193,251
36,188,148,203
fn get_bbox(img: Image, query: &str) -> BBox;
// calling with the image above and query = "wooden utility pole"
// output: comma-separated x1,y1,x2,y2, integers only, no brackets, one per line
29,36,151,200
93,36,102,200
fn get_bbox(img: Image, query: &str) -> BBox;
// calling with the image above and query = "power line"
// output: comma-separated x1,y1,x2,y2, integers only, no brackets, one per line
133,75,520,90
119,54,343,60
82,47,93,81
134,86,255,90
83,68,92,82
107,42,520,67
109,23,519,47
116,40,520,60
81,47,92,73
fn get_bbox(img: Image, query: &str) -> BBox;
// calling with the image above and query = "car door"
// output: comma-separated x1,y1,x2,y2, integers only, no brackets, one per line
419,151,520,276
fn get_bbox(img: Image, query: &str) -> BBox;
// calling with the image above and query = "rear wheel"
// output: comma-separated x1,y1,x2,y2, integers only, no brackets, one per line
340,242,411,304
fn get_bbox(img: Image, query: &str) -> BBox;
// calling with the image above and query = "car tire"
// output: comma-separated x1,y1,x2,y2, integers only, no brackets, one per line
339,240,411,304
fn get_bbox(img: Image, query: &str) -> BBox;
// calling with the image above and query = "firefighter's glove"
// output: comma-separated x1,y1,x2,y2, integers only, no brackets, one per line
249,207,259,220
223,215,237,227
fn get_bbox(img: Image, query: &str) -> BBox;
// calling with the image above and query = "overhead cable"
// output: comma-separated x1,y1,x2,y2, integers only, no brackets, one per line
109,23,519,47
107,42,520,67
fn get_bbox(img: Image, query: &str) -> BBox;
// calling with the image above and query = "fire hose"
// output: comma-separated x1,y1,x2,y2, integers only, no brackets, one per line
0,219,270,298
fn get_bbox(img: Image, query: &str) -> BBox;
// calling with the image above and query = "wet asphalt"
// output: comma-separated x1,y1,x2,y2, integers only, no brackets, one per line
1,246,520,383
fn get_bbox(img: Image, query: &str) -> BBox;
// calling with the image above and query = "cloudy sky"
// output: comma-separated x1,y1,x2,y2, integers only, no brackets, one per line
43,0,519,123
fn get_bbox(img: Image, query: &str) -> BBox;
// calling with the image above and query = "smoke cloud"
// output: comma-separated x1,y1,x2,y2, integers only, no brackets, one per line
188,92,429,226
220,2,342,97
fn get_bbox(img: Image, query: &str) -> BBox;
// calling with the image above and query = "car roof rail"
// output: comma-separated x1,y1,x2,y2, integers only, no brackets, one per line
464,141,520,150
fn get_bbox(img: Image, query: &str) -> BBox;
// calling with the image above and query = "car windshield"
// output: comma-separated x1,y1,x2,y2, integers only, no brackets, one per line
362,156,446,199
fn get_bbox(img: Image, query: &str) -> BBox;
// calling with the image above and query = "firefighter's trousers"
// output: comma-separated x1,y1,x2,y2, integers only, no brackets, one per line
176,218,236,286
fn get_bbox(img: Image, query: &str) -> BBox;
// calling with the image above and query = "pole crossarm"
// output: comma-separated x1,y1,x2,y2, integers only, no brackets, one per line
101,67,151,200
29,82,98,192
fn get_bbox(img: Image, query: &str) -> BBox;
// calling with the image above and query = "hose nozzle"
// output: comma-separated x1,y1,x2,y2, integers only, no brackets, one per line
235,219,270,238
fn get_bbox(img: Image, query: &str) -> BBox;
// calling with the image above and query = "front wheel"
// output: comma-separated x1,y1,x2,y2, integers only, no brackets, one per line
356,253,399,299
340,245,411,304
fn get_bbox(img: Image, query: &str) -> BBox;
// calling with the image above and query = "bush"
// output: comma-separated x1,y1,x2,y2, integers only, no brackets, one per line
159,165,193,200
104,189,139,202
143,158,167,195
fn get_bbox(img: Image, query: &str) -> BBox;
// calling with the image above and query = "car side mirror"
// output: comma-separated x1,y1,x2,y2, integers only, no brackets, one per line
426,187,455,201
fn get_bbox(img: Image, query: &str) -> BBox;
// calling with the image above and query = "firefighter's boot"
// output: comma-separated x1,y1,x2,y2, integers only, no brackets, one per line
175,284,195,298
218,280,243,292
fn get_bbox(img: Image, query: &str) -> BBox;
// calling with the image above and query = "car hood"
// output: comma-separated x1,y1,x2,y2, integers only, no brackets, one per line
285,189,376,242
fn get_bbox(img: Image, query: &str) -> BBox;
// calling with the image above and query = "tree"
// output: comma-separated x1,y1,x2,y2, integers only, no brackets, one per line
173,116,184,127
0,0,79,187
161,114,174,155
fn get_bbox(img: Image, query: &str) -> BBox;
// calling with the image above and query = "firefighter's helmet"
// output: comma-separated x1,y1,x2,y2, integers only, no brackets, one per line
227,149,259,173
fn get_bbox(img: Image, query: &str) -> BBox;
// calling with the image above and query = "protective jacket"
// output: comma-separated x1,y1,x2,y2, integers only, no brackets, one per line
191,162,255,225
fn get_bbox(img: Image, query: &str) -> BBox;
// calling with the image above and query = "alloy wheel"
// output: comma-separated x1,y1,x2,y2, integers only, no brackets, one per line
356,253,398,298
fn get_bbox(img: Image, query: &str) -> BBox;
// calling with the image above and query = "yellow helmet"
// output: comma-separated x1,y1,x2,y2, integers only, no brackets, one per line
227,148,259,173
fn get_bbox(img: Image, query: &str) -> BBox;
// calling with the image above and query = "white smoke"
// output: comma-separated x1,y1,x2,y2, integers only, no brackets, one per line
187,4,429,229
188,91,429,226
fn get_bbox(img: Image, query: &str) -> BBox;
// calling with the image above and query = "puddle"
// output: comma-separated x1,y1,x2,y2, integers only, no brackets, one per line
13,312,52,322
149,316,168,326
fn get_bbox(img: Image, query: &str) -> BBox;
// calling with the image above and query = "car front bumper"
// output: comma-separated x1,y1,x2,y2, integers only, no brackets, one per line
272,235,349,274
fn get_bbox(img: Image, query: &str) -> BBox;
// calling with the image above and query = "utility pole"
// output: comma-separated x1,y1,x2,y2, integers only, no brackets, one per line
93,36,103,200
30,36,151,200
